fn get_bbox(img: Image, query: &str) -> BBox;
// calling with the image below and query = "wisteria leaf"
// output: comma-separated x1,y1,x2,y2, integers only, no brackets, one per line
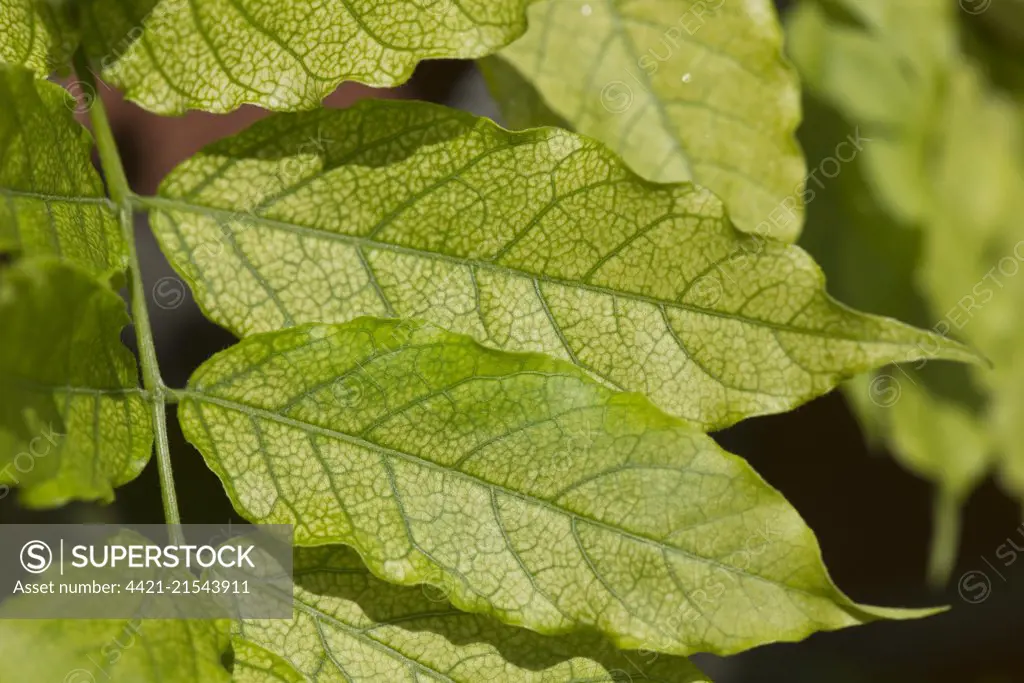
82,0,533,115
0,65,125,279
484,0,806,239
233,545,709,682
0,0,77,75
0,258,152,507
149,101,979,431
179,317,942,658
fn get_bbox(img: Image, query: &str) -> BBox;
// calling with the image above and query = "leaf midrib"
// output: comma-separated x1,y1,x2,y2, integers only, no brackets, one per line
140,195,924,348
0,186,113,207
181,388,838,603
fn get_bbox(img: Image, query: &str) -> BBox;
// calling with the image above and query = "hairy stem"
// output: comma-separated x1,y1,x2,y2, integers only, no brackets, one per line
74,51,184,541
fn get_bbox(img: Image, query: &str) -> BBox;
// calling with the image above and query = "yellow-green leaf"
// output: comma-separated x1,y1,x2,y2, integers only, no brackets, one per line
0,0,77,75
233,546,709,682
148,101,978,431
82,0,533,114
484,0,806,239
179,317,942,658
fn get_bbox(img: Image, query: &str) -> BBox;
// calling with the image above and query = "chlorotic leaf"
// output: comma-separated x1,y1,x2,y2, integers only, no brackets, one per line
149,101,979,431
0,0,77,75
233,545,709,682
0,65,126,279
0,258,152,506
179,318,943,658
83,0,532,115
484,0,806,239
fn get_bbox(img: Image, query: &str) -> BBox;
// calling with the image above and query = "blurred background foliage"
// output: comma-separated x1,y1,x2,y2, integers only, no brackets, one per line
2,0,1023,681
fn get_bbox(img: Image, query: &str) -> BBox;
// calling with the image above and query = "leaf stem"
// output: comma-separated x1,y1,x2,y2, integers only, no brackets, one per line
927,488,961,589
74,50,184,542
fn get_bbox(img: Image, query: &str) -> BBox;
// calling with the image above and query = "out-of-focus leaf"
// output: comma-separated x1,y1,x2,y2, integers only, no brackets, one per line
0,258,152,506
789,0,1024,575
80,0,533,114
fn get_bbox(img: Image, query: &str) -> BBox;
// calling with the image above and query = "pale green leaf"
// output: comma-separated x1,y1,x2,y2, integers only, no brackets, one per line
484,0,806,239
0,258,152,506
234,545,708,682
0,0,77,75
0,65,126,279
179,317,942,658
82,0,532,114
148,101,978,431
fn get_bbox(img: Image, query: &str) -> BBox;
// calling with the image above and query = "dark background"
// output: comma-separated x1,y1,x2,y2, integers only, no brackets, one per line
3,4,1022,682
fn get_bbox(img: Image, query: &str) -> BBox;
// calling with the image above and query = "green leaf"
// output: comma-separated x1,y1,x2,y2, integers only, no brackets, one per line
0,65,126,279
82,0,533,114
0,609,230,683
0,0,77,75
483,0,806,240
0,619,231,682
0,258,152,506
234,545,708,682
148,100,978,431
179,317,942,658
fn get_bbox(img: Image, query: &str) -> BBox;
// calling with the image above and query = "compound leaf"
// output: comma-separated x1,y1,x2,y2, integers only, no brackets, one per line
180,317,942,658
150,101,978,431
83,0,533,115
233,545,709,682
484,0,806,239
0,258,152,507
0,65,125,279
